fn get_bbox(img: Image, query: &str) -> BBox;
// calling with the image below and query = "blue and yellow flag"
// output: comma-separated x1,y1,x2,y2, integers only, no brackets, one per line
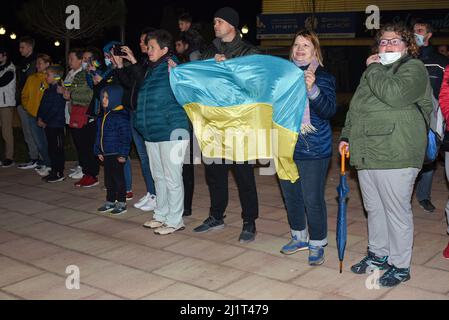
169,54,307,182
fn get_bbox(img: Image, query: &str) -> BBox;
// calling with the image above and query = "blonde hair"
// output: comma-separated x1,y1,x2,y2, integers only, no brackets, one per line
290,29,324,66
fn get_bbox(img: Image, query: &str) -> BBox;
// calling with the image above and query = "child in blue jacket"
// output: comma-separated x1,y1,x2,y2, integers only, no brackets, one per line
37,65,66,183
94,85,132,215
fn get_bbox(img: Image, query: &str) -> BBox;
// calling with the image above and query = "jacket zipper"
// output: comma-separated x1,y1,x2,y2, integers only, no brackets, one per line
3,92,5,105
300,135,310,152
100,111,111,153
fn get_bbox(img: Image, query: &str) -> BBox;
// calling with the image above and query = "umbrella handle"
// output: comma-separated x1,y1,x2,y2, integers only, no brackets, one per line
340,149,350,174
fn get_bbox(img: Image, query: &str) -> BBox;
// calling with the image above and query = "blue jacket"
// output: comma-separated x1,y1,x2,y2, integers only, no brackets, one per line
294,66,337,160
94,85,132,157
135,55,189,142
37,84,66,128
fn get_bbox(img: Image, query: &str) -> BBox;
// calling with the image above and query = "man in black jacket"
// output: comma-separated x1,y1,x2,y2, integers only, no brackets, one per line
16,36,39,169
413,20,449,213
193,7,261,243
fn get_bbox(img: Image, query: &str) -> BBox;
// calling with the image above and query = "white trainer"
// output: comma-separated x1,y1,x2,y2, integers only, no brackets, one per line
36,166,52,177
154,224,185,235
134,193,150,209
69,167,84,179
143,220,164,229
140,195,157,212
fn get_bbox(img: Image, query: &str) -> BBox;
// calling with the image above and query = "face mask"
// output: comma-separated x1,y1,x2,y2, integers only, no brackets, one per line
105,58,112,67
415,33,425,47
82,62,88,70
378,52,402,65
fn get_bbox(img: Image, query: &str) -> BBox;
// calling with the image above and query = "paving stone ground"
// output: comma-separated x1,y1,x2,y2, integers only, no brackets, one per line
0,133,448,300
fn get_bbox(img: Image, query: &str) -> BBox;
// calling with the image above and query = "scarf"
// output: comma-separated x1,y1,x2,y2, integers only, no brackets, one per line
293,58,319,134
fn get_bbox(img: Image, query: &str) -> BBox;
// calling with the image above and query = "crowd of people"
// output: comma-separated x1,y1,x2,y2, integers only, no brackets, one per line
0,7,448,288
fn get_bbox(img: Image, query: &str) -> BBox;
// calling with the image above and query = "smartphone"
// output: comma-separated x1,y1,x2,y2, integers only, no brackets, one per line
112,45,126,56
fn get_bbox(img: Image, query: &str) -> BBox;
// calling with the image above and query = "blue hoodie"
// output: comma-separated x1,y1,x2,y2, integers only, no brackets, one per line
94,85,132,157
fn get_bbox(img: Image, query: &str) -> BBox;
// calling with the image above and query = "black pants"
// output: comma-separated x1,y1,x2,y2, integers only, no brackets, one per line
45,127,65,175
205,161,259,222
104,155,126,203
183,128,195,212
71,121,99,177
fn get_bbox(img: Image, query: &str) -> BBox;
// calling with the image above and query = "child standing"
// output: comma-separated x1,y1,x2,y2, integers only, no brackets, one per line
37,65,66,182
94,85,132,215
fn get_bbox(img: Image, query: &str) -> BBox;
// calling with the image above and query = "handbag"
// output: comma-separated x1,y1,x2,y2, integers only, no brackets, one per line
69,104,89,129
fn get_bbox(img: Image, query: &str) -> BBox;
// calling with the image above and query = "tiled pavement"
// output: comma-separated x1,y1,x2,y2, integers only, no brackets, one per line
1,134,449,300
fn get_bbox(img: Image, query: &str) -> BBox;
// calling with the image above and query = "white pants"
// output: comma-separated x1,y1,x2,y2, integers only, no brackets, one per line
145,140,189,228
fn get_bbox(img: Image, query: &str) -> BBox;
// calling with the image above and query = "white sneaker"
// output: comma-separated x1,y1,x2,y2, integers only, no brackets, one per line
140,195,157,212
36,166,51,177
143,220,164,229
69,167,84,179
70,165,81,172
134,193,150,209
154,224,185,235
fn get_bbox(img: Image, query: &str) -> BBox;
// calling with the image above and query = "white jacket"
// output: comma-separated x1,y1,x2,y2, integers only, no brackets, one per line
0,62,16,107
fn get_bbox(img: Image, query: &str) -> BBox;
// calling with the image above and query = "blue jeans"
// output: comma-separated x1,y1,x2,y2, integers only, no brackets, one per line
28,114,51,167
129,111,155,195
279,158,330,247
124,158,132,192
415,163,434,202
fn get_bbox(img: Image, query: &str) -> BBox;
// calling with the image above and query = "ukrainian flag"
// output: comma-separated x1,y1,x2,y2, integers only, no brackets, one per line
169,54,307,183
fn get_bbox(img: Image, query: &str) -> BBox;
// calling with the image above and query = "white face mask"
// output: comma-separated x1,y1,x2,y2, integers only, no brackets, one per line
105,58,112,67
82,62,88,70
378,52,402,65
415,33,425,47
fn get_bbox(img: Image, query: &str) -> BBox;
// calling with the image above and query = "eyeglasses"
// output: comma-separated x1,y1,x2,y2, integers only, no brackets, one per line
378,38,403,47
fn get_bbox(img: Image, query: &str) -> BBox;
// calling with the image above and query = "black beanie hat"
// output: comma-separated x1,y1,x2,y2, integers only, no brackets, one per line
214,7,239,29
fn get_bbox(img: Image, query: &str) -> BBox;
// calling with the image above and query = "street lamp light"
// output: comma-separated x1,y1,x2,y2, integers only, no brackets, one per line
241,25,249,35
10,33,17,40
54,41,61,47
0,27,6,35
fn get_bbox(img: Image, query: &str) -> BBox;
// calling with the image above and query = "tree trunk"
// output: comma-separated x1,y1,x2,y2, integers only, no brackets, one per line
65,35,70,70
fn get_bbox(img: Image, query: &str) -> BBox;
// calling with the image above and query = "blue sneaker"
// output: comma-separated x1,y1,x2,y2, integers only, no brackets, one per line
308,245,325,266
280,235,309,255
379,265,411,287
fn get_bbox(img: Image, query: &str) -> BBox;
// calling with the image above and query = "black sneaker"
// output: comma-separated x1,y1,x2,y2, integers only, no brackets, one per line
238,221,257,243
419,199,436,213
111,203,127,215
98,202,115,213
1,159,15,168
351,251,389,274
379,265,411,287
193,216,225,233
46,172,65,183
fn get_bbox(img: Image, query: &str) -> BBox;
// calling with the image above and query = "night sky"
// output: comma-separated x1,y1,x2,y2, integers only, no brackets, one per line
0,0,262,64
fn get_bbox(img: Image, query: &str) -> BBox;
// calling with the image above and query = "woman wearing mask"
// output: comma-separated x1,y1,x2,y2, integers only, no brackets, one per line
340,22,433,287
278,29,336,266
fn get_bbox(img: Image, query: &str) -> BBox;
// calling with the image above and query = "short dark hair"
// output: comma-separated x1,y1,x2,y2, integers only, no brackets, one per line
147,29,174,52
19,36,35,49
37,53,52,64
46,65,65,79
178,13,192,23
68,48,84,60
412,18,433,33
84,46,103,62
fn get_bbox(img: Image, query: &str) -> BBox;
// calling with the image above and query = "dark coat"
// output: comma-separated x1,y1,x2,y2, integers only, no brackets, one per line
201,34,260,60
37,84,66,128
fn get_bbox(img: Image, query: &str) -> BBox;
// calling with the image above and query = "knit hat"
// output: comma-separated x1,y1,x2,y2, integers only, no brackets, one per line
214,7,239,29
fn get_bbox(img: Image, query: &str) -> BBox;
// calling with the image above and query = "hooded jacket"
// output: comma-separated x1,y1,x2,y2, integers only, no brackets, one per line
340,55,433,170
21,72,48,117
0,61,16,107
94,85,132,157
419,45,449,98
37,83,66,128
201,34,259,60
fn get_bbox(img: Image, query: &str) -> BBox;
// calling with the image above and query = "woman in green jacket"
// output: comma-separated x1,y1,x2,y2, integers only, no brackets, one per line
339,22,433,287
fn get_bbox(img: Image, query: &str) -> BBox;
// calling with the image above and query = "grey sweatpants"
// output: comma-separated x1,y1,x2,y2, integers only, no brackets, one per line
358,168,420,269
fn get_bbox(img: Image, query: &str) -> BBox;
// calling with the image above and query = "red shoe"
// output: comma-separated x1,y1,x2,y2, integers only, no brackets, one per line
74,175,87,187
126,191,133,201
444,242,449,260
76,175,99,188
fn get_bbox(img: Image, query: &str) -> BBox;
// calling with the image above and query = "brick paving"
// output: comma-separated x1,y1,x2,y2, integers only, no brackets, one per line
0,133,448,300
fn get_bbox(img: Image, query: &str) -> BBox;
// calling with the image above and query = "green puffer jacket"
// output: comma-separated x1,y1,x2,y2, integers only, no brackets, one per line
71,70,93,106
340,55,433,170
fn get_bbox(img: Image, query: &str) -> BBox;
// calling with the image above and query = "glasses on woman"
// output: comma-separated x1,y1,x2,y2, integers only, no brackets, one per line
378,38,403,47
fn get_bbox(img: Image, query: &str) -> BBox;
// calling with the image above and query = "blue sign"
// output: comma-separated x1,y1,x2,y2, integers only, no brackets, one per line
257,13,358,39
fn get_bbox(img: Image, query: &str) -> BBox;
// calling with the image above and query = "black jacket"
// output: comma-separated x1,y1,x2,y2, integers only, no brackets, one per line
419,45,449,98
115,57,150,112
201,34,260,60
16,53,37,105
